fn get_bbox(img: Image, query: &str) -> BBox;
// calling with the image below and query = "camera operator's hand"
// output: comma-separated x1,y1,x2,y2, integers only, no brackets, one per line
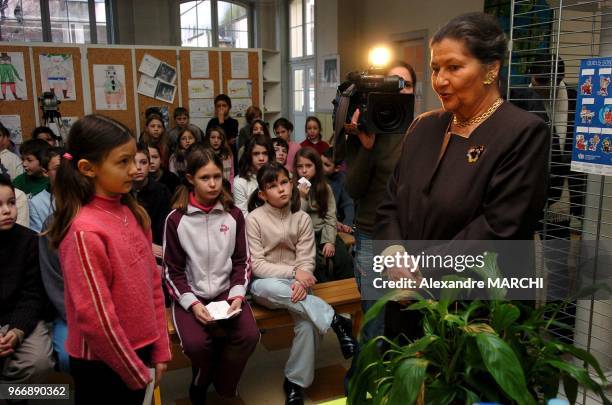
344,109,376,150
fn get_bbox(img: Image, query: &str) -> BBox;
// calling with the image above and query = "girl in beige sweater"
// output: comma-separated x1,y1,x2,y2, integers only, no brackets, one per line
245,162,357,404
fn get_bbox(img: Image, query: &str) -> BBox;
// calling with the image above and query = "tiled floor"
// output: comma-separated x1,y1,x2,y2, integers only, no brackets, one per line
160,324,352,404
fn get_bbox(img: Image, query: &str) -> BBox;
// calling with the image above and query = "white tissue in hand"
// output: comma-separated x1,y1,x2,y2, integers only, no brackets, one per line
205,301,241,320
298,177,311,188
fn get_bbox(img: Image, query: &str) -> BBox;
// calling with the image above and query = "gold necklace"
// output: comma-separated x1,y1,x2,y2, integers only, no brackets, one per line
92,204,128,227
453,98,504,128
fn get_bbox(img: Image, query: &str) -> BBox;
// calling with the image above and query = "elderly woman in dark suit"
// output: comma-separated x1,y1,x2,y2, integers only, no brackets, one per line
375,12,550,338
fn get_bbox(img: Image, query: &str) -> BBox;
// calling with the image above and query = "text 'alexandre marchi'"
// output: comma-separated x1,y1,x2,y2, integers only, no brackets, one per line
373,277,545,289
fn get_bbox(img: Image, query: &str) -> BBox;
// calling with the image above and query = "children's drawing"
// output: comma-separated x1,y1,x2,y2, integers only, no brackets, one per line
39,53,76,100
0,52,27,101
227,80,252,98
188,79,214,99
93,64,127,110
0,115,22,145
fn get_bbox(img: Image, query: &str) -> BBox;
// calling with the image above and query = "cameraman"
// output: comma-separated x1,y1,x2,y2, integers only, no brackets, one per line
343,61,416,341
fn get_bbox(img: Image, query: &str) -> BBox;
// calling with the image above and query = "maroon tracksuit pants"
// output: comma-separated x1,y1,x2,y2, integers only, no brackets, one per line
172,298,260,396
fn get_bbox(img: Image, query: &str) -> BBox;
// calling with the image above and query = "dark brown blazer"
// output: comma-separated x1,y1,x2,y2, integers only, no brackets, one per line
375,101,550,242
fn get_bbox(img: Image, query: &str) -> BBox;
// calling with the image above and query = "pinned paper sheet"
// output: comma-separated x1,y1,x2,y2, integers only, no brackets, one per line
228,79,252,98
190,51,210,78
205,301,241,320
231,52,249,78
188,79,214,99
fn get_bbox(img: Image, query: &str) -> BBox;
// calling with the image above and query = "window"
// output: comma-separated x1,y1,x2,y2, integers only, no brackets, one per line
0,0,109,43
289,0,314,58
180,0,251,48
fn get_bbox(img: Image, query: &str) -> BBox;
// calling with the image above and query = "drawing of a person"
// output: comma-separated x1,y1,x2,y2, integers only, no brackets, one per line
581,76,593,95
580,105,594,124
42,54,72,100
588,134,600,151
599,75,611,96
576,134,587,150
0,53,23,100
103,66,125,108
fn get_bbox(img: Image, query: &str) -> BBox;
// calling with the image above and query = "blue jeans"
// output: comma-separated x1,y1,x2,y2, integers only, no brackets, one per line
52,318,70,373
354,230,385,343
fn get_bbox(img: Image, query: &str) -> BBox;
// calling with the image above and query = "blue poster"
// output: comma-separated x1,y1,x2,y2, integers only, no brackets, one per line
571,56,612,176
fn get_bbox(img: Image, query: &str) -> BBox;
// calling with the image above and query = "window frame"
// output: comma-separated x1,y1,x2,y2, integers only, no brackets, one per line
179,0,253,49
289,0,314,61
0,0,111,44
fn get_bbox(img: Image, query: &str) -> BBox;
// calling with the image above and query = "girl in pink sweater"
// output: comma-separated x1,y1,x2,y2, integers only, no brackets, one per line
47,115,171,404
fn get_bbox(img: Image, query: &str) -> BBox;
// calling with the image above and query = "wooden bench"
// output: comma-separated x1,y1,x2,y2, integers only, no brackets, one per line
156,278,362,404
165,278,362,338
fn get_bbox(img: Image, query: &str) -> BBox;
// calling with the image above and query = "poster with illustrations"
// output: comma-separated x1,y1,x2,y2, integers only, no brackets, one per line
188,79,214,99
138,54,176,84
0,115,22,144
39,53,76,100
571,56,612,176
189,99,215,118
231,97,252,118
227,79,252,98
48,116,78,143
0,52,28,101
137,75,176,104
93,64,127,110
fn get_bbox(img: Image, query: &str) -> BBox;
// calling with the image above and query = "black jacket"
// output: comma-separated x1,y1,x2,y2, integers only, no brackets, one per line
0,224,45,337
133,179,171,245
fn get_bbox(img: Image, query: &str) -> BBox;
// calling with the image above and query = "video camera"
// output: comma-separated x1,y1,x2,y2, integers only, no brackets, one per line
332,68,414,161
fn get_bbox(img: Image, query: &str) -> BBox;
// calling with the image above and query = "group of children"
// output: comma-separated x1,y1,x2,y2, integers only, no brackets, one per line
0,92,358,404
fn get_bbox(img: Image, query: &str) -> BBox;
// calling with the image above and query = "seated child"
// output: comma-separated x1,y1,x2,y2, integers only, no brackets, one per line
169,128,196,178
164,147,259,403
149,144,180,196
168,107,204,146
32,126,61,147
273,118,301,170
0,122,23,180
321,148,354,234
299,116,329,155
206,94,239,165
29,147,62,232
273,137,289,167
246,162,357,404
233,134,274,217
13,139,51,199
237,119,271,161
0,175,54,384
238,105,262,150
132,142,171,248
295,148,354,282
203,127,234,185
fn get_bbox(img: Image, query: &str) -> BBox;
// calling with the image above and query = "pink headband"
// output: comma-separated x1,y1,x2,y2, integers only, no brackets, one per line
63,152,73,160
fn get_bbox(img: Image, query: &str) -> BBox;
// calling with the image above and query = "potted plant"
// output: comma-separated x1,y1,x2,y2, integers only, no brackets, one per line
348,254,610,405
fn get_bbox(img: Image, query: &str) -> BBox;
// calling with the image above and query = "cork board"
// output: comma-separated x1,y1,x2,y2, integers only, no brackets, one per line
135,49,180,133
87,47,136,136
179,49,220,107
220,50,260,113
32,46,85,127
0,45,36,142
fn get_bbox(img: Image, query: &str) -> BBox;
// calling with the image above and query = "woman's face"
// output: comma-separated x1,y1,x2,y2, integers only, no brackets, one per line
388,66,414,95
430,38,497,117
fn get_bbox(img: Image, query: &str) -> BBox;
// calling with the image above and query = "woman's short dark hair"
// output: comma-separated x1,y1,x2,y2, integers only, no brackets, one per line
431,12,507,66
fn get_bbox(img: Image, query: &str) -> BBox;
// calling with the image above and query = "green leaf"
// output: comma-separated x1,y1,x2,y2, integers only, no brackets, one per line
425,380,456,405
475,332,536,405
563,373,578,405
554,342,607,382
388,358,428,405
399,335,439,358
360,290,423,340
545,360,600,393
491,303,520,332
462,387,480,405
462,323,496,335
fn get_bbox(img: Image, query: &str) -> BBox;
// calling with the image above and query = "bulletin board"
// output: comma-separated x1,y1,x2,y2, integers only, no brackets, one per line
0,43,263,143
0,45,36,142
32,45,85,124
135,48,180,134
86,46,137,136
221,50,260,116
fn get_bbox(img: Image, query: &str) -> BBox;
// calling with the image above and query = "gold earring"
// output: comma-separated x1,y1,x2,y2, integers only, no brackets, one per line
483,72,495,85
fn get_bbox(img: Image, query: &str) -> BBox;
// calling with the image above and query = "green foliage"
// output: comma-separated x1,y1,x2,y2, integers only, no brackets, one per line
348,253,610,405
